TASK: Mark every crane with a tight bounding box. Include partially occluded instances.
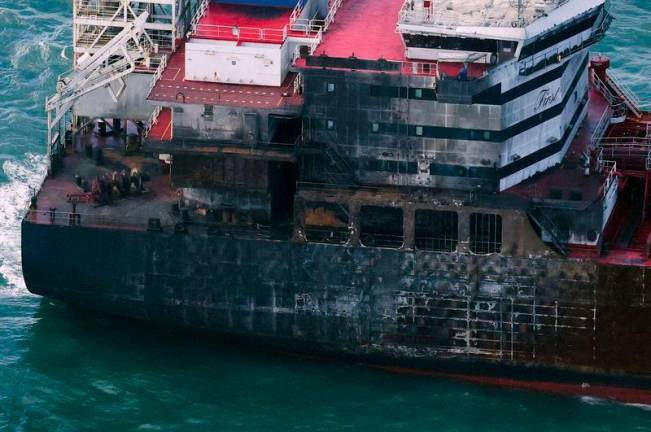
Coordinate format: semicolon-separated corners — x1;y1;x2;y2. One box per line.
45;11;152;155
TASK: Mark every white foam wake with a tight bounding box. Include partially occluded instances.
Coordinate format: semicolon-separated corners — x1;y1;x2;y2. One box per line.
0;153;47;295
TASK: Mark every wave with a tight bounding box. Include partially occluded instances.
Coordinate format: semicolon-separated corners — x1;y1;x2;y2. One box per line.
0;153;47;295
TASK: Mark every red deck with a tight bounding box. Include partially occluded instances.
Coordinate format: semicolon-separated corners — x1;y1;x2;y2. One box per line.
194;2;293;44
313;0;405;61
301;0;484;78
147;42;302;108
147;107;172;141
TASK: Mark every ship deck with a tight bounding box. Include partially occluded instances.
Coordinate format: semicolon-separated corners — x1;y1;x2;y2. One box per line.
29;121;291;240
297;0;486;78
194;2;296;44
29;123;177;231
147;42;303;108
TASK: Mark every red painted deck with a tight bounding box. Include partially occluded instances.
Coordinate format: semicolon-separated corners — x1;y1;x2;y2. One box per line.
147;107;172;141
147;43;303;108
301;0;484;78
194;2;293;44
313;0;405;61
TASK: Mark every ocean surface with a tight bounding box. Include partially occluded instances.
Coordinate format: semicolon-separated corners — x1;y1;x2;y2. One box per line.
1;0;650;430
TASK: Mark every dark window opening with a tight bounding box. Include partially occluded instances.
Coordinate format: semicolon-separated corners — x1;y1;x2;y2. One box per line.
415;210;458;252
269;115;301;145
362;158;417;174
269;161;297;229
304;202;349;245
359;206;404;248
469;213;502;254
403;34;507;53
549;189;563;199
203;105;214;118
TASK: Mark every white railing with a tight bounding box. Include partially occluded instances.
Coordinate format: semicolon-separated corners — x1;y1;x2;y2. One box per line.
597;148;617;194
590;106;612;151
402;61;440;77
193;24;287;43
188;0;209;37
143;105;163;139
147;52;168;96
605;69;645;118
399;0;571;28
323;0;344;32
289;0;306;27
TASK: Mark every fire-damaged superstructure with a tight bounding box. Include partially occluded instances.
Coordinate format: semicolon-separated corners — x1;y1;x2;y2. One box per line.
22;0;651;403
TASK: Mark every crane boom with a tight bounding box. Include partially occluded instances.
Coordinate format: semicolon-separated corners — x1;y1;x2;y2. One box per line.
46;12;151;131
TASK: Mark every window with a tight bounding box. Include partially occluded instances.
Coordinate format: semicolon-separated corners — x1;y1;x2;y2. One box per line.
415;210;458;252
304;202;349;245
203;105;214;118
326;120;335;130
414;88;423;99
359;206;404;248
371;122;380;133
469;213;502;254
415;126;424;136
327;83;336;93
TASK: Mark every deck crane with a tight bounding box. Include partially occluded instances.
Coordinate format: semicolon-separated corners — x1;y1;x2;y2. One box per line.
45;12;152;160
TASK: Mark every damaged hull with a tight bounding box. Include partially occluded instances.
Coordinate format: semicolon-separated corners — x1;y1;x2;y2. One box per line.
22;221;651;403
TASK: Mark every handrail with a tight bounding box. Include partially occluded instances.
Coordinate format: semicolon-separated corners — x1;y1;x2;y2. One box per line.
143;105;163;139
194;24;287;43
398;0;571;28
188;0;209;37
597;148;617;198
604;69;645;118
147;52;167;96
289;0;306;27
597;136;651;146
589;106;612;152
25;209;274;237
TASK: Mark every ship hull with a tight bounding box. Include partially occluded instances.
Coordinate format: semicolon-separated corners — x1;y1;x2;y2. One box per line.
21;221;651;403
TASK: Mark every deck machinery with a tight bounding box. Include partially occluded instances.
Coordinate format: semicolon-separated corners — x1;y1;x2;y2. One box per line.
23;0;651;403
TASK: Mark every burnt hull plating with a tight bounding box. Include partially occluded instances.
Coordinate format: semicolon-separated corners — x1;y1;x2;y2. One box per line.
22;221;651;403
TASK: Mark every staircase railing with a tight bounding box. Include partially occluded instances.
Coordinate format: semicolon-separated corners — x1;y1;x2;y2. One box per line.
589;106;612;152
147;52;168;96
143;105;163;139
605;69;645;118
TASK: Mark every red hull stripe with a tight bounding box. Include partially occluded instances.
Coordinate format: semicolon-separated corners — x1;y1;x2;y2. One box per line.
374;366;651;405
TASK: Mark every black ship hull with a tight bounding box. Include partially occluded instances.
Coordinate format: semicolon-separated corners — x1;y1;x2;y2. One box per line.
21;221;651;404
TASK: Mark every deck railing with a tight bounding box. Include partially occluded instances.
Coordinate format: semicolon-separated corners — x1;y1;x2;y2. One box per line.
25;209;273;238
143;105;163;139
598;151;618;195
193;24;288;43
604;69;646;118
188;0;209;37
589;106;612;152
146;52;167;96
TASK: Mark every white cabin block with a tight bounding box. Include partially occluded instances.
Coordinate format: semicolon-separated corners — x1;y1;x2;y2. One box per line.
185;39;289;87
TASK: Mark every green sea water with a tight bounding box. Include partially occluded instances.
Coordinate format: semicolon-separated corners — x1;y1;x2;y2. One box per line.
1;1;650;430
